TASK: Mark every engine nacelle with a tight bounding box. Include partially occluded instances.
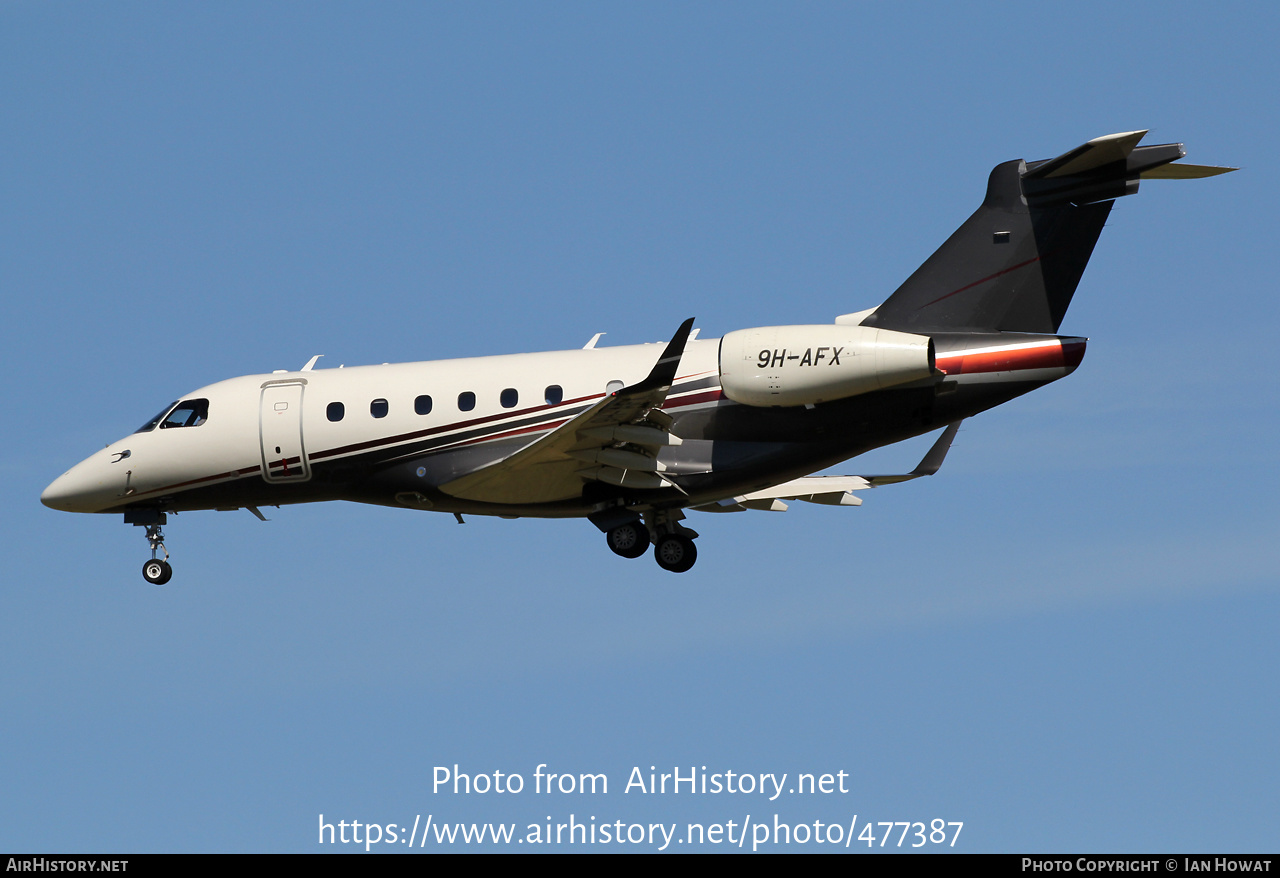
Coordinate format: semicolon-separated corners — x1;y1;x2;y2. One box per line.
719;324;935;407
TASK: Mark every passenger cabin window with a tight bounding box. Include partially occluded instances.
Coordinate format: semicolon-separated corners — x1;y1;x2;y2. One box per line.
370;398;389;418
545;385;563;406
327;402;345;422
160;399;209;429
415;395;432;415
606;380;624;394
458;391;476;412
136;401;179;433
501;388;518;408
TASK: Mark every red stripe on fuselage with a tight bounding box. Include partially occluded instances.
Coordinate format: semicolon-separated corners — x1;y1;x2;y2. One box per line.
661;388;724;409
440;417;575;451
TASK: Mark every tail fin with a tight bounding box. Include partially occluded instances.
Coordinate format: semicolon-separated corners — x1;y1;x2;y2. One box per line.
859;131;1234;334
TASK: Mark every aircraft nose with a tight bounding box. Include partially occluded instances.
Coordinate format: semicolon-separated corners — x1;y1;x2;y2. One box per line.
42;470;89;512
41;455;115;513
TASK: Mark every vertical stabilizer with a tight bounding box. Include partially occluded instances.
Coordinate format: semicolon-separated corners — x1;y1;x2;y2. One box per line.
861;132;1232;334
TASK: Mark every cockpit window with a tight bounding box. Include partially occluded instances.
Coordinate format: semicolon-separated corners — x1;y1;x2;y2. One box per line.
160;398;209;429
136;401;179;433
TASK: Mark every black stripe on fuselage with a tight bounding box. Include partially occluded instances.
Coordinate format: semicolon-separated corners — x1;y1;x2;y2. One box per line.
306;373;725;468
118;374;726;508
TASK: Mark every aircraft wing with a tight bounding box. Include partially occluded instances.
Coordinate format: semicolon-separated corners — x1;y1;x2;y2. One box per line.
692;421;961;512
438;318;695;505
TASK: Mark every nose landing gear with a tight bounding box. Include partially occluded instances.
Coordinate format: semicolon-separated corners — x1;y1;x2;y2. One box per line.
141;523;172;585
125;510;173;585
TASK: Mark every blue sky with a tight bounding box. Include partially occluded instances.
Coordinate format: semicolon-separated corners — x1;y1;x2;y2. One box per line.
3;2;1276;852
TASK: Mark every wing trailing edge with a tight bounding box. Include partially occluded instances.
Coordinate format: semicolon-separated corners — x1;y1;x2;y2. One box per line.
692;421;961;513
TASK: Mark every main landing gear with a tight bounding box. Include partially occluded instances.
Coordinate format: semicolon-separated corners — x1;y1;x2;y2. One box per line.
653;532;697;574
605;521;649;559
604;513;699;573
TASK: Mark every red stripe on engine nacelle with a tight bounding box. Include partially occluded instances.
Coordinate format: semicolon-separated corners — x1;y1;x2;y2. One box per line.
935;339;1086;375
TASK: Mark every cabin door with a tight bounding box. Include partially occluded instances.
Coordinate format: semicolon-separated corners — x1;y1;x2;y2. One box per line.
259;382;311;483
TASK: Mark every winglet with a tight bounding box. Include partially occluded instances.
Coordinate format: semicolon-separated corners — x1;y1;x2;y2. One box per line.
627;317;695;395
910;420;962;476
865;420;962;486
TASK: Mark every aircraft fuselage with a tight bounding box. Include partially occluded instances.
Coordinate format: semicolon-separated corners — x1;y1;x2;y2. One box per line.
42;331;1082;520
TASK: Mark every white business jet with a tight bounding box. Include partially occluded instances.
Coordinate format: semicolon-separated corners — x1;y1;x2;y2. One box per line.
41;132;1232;582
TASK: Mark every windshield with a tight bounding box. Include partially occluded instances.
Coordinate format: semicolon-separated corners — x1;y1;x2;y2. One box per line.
134;398;209;432
160;399;209;428
135;401;178;433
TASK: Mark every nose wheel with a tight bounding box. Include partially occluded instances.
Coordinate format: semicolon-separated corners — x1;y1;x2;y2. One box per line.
143;557;173;585
140;522;173;585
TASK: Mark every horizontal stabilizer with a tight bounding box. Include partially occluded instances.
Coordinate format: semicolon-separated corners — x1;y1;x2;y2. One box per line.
1141;162;1237;179
1022;130;1149;179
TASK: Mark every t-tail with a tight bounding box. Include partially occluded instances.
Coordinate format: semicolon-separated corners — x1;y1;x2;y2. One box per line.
860;130;1234;334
